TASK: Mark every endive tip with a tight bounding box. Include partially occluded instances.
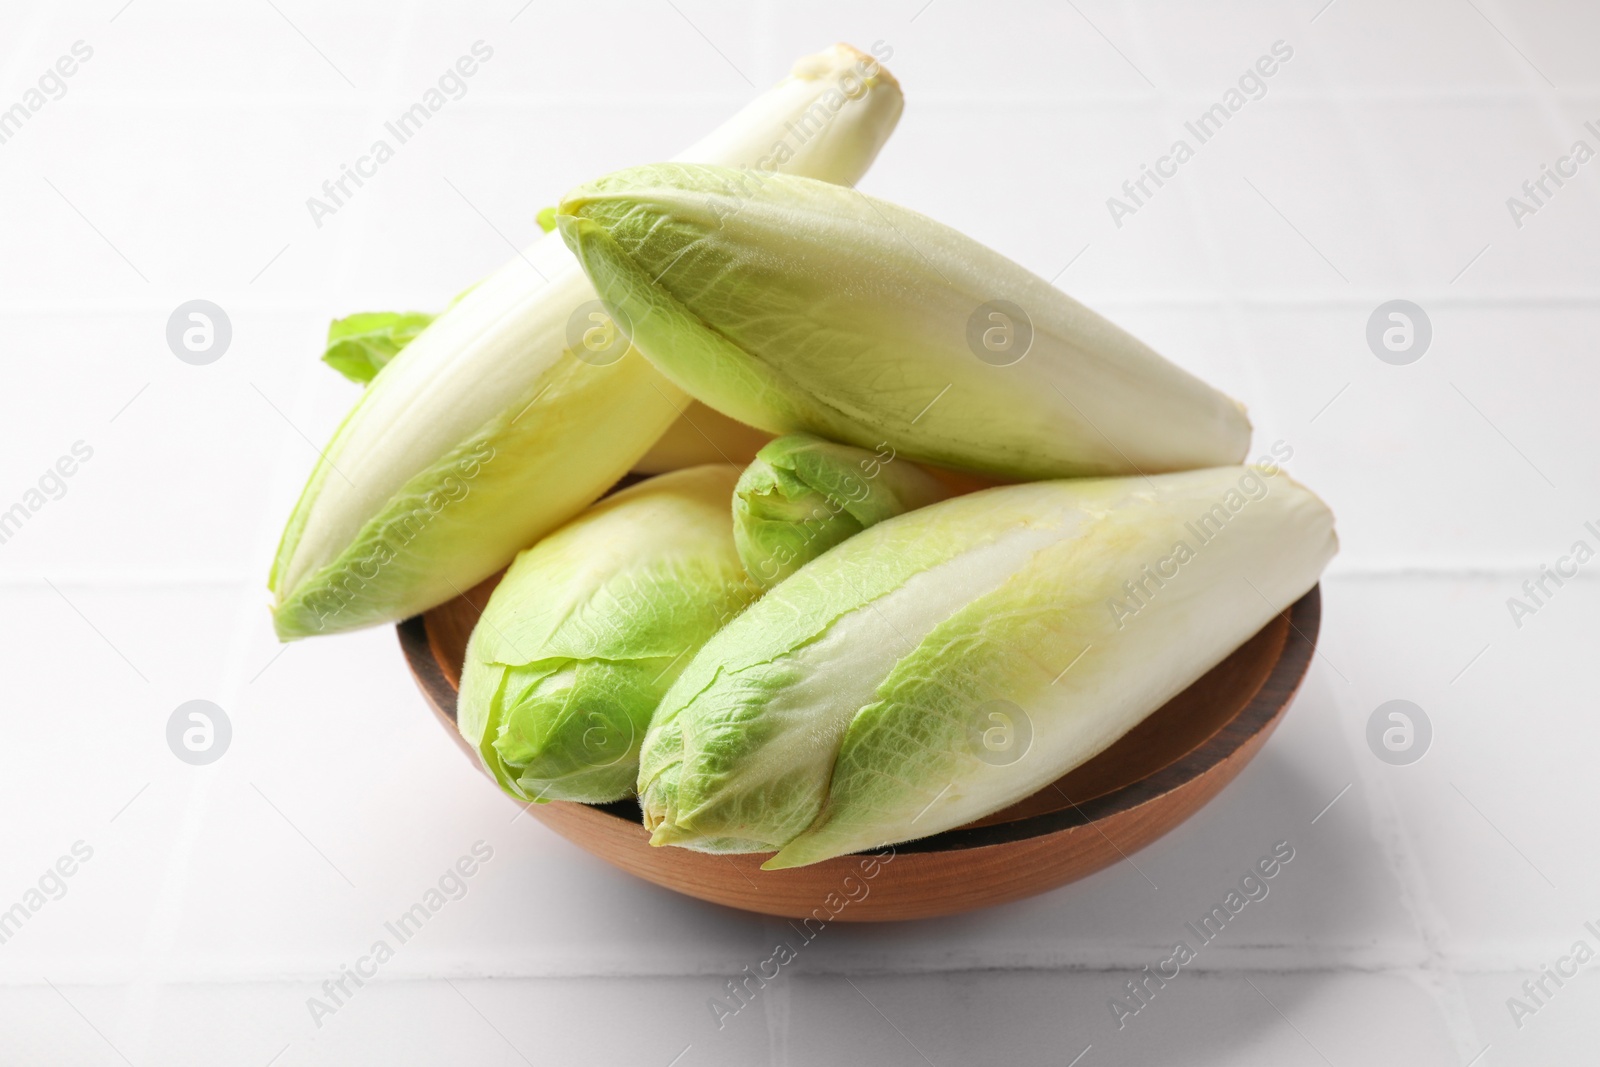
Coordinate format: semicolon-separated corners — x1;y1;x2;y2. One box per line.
648;822;697;848
761;836;859;871
270;599;315;643
637;785;666;833
790;43;900;94
1269;467;1340;542
553;210;610;272
553;207;579;240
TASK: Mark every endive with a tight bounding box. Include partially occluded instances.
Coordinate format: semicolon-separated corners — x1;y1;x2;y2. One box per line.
733;434;950;587
269;44;903;639
458;466;756;804
315;307;771;473
636;464;1336;867
315;307;770;472
558;165;1251;482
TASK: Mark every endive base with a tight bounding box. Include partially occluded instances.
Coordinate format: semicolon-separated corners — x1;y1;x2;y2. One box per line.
401;575;1320;922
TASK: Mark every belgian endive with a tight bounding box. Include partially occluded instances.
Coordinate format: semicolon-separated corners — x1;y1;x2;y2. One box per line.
269;44;903;639
458;466;756;804
558;165;1251;482
733;434;951;587
637;465;1336;868
315;306;773;473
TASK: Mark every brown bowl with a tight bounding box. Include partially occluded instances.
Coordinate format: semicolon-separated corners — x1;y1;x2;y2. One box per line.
400;579;1320;922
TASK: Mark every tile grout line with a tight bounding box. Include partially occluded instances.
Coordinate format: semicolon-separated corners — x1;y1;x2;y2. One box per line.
1343;707;1489;1061
9;954;1593;987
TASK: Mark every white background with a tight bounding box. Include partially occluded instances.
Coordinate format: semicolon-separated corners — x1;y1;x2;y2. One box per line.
2;0;1597;1064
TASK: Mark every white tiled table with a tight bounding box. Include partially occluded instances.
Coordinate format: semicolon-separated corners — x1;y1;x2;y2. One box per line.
3;1;1596;1063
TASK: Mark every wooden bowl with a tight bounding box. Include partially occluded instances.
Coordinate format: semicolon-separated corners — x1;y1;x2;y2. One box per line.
400;580;1320;922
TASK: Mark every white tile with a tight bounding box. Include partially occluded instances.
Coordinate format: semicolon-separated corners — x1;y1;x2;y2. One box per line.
781;969;1464;1067
871;99;1226;303
332;99;734;301
1296;0;1598;93
0;971;1471;1067
0;309;340;578
1460;967;1600;1066
1192;99;1600;296
79;0;409;99
0;103;372;301
1315;576;1600;964
1240;303;1600;571
415;0;765;100
775;0;1162;101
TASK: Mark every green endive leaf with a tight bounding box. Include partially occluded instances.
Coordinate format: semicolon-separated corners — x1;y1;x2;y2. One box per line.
321;311;436;384
733;433;950;588
458;465;757;804
558;164;1251;482
636;465;1336;866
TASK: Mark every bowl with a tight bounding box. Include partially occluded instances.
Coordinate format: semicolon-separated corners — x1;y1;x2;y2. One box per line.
400;579;1320;921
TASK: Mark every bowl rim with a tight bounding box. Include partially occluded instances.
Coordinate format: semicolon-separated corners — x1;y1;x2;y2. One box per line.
399;584;1319;855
